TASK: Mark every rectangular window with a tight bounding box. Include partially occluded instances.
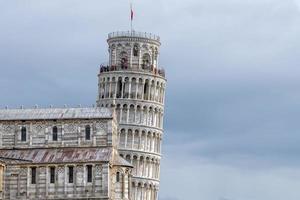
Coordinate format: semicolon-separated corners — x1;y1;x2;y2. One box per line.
31;167;36;184
50;167;55;184
68;166;74;183
21;127;26;142
85;125;91;140
87;165;92;183
52;126;58;141
53;133;58;141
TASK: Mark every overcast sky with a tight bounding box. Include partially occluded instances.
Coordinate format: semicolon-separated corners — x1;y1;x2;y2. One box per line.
1;0;300;200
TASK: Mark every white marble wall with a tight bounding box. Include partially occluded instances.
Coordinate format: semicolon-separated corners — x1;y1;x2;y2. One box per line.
97;34;166;200
3;163;106;200
0;119;112;149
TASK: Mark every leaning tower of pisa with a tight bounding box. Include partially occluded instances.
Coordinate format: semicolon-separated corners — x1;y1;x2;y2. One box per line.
97;31;166;200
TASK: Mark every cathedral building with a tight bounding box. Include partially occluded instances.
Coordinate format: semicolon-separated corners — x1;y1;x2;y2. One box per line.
0;30;166;200
0;107;132;200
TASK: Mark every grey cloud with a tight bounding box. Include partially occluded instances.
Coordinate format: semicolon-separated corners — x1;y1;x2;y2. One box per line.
160;141;300;200
1;0;300;199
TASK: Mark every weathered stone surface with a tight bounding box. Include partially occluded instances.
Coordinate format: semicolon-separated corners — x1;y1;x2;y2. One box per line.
97;32;166;200
0;108;132;200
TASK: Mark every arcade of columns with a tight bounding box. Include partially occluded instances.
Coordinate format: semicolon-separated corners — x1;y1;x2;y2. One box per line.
97;31;166;200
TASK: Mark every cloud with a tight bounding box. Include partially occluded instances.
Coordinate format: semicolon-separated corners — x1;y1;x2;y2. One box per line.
294;0;300;10
160;140;300;200
1;0;300;199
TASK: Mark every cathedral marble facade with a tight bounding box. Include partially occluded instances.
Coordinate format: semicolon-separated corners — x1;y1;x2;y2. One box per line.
0;108;132;200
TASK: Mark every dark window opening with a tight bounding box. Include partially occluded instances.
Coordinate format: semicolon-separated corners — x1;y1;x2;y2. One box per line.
133;45;139;56
31;167;36;184
68;166;74;183
116;172;120;182
50;167;55;184
144;83;148;100
85;125;91;140
87;165;92;183
21;127;26;142
117;80;122;98
52;126;58;141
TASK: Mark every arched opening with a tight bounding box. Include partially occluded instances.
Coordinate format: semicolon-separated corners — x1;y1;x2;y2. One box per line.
136;105;141;124
138;78;143;99
124;77;129;98
131;78;137;98
155;81;160;102
127;129;133;148
145;157;150;177
147;132;151;151
125;155;131;163
116;104;121;122
150;80;155;100
141;131;146;151
105;77;110;98
133;44;139;57
117;78;122;98
120;129;126;148
144;81;149;100
122;105;128;122
142;53;151;70
111;77;116;98
120;51;128;69
143;106;148;125
116;172;120;182
149;107;154;126
134;130;139;149
129;105;135;123
154;108;158;127
139;157;144;177
132;156;138;175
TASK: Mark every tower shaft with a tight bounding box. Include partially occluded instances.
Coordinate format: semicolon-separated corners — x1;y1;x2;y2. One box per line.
97;31;166;200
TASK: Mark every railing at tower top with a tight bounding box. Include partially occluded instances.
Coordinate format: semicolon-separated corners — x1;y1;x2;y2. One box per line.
99;64;166;78
108;31;160;42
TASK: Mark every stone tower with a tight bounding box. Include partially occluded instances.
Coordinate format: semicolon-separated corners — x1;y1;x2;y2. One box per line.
97;31;166;200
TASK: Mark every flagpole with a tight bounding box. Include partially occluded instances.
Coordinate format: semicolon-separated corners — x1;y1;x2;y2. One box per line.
130;3;133;69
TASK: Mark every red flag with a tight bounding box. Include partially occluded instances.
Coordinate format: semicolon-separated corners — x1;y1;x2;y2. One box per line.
130;3;134;32
131;6;134;21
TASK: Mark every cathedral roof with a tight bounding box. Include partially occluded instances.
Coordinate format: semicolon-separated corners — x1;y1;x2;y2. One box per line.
0;147;113;164
0;107;112;121
111;150;133;168
0;147;132;167
112;155;133;168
